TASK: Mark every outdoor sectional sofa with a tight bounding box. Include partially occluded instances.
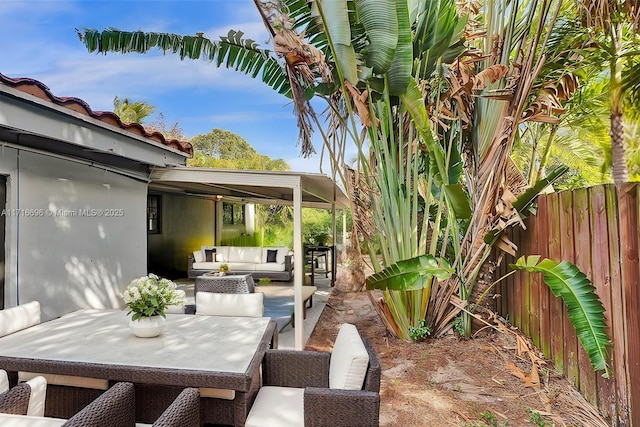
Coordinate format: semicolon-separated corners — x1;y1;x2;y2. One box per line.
188;246;293;281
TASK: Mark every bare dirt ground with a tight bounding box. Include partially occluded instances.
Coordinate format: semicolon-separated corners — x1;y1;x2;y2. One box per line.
305;286;610;427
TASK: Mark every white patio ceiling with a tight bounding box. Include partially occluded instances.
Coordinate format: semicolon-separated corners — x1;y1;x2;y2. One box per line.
149;166;349;209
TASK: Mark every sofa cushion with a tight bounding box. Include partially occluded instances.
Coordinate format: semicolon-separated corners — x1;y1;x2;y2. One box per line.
254;263;285;272
228;247;262;264
200;246;229;263
245;386;304;427
0;301;41;337
192;262;220;271
261;247;289;264
329;323;369;390
192;251;204;263
200;246;216;261
195;292;264;317
204;248;216;262
226;262;258;272
266;249;278;263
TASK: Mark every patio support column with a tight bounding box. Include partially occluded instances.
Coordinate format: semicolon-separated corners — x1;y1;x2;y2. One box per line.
331;203;337;286
293;179;304;350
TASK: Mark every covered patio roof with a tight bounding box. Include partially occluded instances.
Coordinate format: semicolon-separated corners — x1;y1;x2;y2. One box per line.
149;166;350;209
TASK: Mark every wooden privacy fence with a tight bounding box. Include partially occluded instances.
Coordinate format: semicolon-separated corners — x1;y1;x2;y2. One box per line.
495;183;639;426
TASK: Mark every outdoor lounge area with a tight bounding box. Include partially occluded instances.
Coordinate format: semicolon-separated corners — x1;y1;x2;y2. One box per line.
188;246;294;281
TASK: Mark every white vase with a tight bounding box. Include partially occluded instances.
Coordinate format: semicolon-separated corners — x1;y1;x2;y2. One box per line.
129;315;166;338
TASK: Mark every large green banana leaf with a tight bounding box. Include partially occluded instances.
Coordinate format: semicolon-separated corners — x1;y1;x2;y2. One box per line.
511;256;611;378
366;254;454;291
355;0;398;75
76;28;292;97
387;0;412;95
315;0;358;84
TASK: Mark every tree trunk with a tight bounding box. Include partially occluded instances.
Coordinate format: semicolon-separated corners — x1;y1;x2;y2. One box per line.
609;27;629;184
610;111;629;184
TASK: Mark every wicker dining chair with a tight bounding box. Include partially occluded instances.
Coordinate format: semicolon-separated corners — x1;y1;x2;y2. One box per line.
245;323;381;427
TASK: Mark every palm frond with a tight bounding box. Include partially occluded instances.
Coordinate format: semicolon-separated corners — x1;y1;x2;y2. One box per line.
511;256;611;378
77;28;292;97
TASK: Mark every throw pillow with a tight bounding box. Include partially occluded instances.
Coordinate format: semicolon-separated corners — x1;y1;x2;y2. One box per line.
204;249;216;262
266;249;278;263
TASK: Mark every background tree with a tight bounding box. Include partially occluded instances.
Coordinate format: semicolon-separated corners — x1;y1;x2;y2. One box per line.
146;112;186;140
187;128;289;171
112;96;156;123
574;0;640;183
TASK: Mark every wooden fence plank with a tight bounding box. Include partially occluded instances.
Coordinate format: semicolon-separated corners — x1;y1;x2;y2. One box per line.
573;188;598;404
605;184;629;424
512;224;523;330
559;190;579;388
536;196;552;359
546;192;565;371
619;184;640;427
589;185;616;419
528;199;541;348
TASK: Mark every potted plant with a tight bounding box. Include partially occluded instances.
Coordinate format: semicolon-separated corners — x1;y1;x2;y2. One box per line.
122;274;185;337
219;263;229;275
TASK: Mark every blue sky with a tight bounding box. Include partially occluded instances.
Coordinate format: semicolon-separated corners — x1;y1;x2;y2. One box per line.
0;0;326;172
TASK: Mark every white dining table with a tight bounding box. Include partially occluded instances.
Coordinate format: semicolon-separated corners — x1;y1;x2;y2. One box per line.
0;309;278;426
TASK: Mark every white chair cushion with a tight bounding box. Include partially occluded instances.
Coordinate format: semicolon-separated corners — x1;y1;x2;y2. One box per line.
25;375;47;417
0;369;8;393
245;386;304;427
0;413;66;426
329;323;370;390
0;301;41;337
19;372;108;391
195;292;264;317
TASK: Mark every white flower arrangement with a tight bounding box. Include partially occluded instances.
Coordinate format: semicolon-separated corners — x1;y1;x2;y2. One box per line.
123;274;185;321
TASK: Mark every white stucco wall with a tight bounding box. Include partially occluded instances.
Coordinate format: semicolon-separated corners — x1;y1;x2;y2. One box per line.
1;148;147;320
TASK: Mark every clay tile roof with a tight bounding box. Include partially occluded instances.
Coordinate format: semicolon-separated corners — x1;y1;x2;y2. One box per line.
0;72;193;156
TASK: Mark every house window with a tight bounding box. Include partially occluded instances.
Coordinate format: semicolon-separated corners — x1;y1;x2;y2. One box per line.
223;203;245;225
148;195;161;234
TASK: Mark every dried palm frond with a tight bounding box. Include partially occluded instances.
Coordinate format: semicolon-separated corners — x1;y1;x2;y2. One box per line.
522;74;580;124
254;0;335;157
345;166;376;242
